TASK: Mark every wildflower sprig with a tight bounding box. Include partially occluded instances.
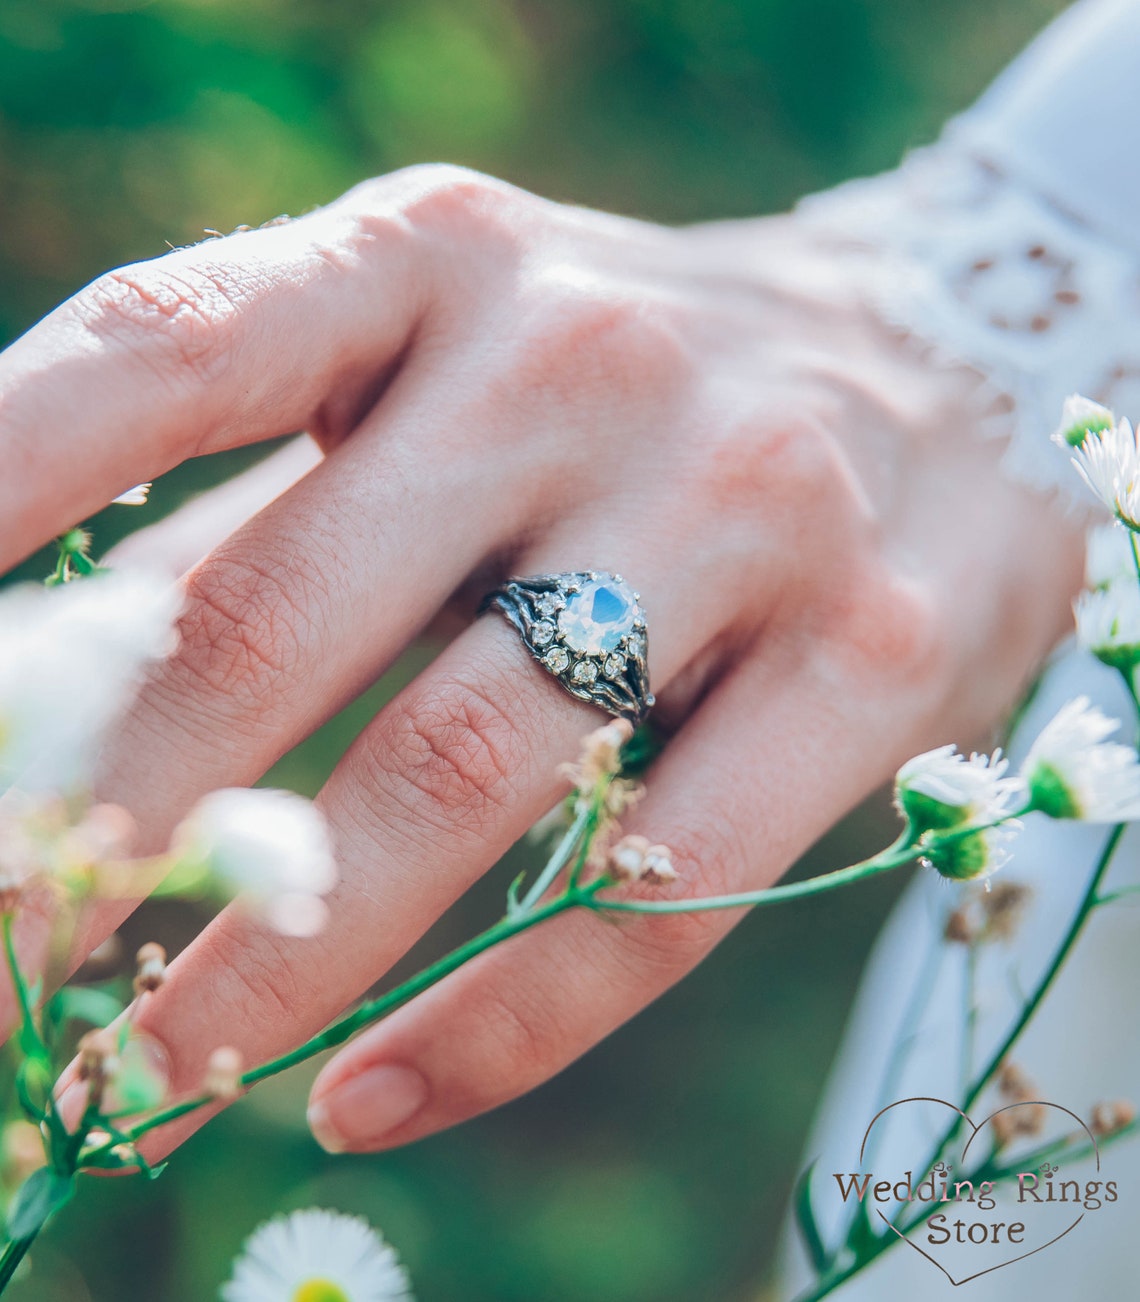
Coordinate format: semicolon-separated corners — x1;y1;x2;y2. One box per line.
4;401;1140;1295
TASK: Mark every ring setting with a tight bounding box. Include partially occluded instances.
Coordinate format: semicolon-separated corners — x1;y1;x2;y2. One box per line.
480;571;654;723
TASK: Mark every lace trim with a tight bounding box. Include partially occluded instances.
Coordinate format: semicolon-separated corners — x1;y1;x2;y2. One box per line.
797;143;1140;508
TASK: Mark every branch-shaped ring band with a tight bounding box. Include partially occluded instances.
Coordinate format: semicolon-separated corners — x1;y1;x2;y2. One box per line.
479;571;654;725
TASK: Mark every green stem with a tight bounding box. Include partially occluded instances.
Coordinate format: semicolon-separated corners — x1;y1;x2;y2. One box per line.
0;1234;35;1291
518;801;591;911
1;914;43;1061
891;821;1125;1240
126;885;597;1143
792;822;1127;1301
595;841;922;915
1128;530;1140;588
961;941;979;1098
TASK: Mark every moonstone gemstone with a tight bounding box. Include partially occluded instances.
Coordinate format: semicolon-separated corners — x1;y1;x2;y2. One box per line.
558;576;638;655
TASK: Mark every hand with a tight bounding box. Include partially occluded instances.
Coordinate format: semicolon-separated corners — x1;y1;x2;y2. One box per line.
0;164;1084;1156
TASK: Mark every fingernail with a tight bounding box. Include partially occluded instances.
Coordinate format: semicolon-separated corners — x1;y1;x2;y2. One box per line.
308;1064;428;1154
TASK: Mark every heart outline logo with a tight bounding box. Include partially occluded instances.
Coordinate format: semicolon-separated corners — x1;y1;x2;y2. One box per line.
856;1095;1100;1286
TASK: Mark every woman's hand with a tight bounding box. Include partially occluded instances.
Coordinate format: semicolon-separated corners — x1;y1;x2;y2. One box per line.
0;164;1084;1155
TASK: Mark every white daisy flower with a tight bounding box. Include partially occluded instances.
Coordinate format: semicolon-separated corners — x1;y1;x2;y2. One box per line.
923;822;1021;883
1021;696;1140;821
222;1207;413;1302
1070;418;1140;529
172;788;337;936
1052;394;1116;449
1074;580;1140;670
1084;524;1136;591
0;571;182;794
112;483;152;507
895;746;1019;833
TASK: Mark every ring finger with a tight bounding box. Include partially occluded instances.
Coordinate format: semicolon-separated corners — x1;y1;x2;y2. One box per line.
117;512;768;1153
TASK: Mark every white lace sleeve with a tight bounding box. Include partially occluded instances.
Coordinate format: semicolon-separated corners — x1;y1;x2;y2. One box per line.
795;0;1140;508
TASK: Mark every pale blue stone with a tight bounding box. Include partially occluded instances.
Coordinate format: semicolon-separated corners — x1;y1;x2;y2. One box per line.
558;575;637;655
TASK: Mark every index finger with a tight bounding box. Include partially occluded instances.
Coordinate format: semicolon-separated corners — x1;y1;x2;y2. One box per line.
0;164;494;571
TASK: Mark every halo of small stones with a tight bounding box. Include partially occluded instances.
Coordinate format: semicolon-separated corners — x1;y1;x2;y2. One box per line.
481;571;653;724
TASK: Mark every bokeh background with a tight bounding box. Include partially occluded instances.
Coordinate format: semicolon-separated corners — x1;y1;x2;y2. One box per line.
0;1;1067;1298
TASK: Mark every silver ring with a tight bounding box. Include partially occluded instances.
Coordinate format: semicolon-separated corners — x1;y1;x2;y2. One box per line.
479;571;654;724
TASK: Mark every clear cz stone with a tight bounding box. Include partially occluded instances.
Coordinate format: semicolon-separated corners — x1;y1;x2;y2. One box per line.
603;653;625;679
543;647;570;673
557;574;639;656
571;659;598;685
625;633;644;659
535;592;561;617
531;620;555;646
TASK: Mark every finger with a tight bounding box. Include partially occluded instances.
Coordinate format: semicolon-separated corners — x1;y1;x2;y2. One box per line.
117;524;761;1156
105;436;323;579
304;599;942;1152
0;164;497;569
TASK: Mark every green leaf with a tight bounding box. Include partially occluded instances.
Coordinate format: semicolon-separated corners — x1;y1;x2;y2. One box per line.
15;1059;52;1123
793;1160;830;1276
506;870;527;917
6;1168;74;1240
45;986;124;1034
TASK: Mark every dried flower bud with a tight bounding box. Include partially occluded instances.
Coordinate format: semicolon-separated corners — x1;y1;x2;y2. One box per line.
603;777;644;819
607;835;678;885
991;1100;1047;1149
133;942;167;996
943;906;977;945
204;1046;244;1103
608;834;651;882
641;845;677;884
77;1028;120;1104
561;719;635;796
997;1060;1034;1100
1091;1099;1136;1137
981;881;1032;942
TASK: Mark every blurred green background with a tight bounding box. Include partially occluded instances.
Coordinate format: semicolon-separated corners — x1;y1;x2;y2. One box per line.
0;0;1065;1298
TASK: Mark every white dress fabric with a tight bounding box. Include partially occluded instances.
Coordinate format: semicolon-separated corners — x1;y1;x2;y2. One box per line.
779;1;1140;1296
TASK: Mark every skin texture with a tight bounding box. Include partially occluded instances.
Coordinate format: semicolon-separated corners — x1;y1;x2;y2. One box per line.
0;164;1086;1156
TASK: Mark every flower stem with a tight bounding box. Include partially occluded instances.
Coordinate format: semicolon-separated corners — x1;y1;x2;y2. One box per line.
1;914;43;1062
126;884;599;1143
0;1234;35;1291
517;801;591;911
890;821;1124;1237
594;841;922;916
791;821;1126;1301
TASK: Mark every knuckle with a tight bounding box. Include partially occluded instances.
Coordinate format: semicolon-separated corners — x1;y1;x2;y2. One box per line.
475;985;557;1083
507;288;690;408
378;670;527;832
177;551;310;707
190;930;322;1059
73;257;251;385
821;568;948;689
388;163;523;235
696;413;844;518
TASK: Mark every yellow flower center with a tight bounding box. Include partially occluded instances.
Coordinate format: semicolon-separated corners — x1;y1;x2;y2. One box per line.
293;1281;350;1302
